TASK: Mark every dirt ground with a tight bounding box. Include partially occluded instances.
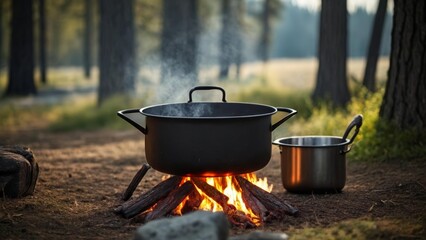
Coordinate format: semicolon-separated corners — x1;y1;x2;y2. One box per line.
0;129;425;239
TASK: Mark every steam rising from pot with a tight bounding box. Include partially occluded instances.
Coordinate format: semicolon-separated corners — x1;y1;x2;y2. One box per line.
158;103;214;118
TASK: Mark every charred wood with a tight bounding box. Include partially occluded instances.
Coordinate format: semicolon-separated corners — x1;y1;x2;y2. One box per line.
144;181;195;222
237;178;271;223
121;163;151;201
236;176;299;216
227;209;257;229
181;187;203;215
117;176;182;219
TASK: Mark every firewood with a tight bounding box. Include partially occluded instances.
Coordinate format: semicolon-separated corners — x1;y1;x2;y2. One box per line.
144;181;195;222
192;178;257;228
191;178;236;212
181;187;203;214
227;209;257;229
236;176;299;216
237;177;271;223
129;211;149;224
121;163;151;201
118;176;183;219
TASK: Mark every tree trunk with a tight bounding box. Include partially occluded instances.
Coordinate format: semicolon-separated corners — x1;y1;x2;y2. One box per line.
160;0;198;88
219;0;232;79
98;0;136;105
363;0;388;92
0;0;4;70
49;0;72;67
38;0;47;84
234;0;244;80
183;0;198;85
83;0;93;79
379;0;426;129
312;0;350;107
219;0;243;80
6;0;36;96
258;0;271;63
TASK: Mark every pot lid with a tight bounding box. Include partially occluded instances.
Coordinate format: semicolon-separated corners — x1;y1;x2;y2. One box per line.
140;102;277;119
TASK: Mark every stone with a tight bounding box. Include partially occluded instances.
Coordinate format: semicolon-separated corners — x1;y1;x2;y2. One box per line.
229;231;289;240
134;211;229;240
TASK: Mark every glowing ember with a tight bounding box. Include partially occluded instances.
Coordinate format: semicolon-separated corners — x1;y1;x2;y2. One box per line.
172;173;273;226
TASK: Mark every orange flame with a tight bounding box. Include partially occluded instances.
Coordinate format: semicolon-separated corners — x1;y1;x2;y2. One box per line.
173;173;272;225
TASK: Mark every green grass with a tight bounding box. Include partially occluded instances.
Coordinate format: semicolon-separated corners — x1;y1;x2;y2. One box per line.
0;103;55;131
236;87;313;119
233;79;426;161
48;95;146;132
287;218;424;240
0;68;141;132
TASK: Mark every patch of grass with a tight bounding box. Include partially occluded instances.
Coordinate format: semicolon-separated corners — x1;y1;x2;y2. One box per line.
49;95;145;132
0;94;147;133
0;70;6;90
237;85;426;161
288;87;426;161
236;86;313;119
288;218;424;240
0;103;54;131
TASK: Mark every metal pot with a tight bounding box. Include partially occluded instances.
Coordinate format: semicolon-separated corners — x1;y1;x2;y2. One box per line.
118;86;297;177
273;115;363;193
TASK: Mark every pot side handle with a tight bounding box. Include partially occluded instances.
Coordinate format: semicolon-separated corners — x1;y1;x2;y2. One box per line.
117;109;147;135
340;114;363;154
342;114;363;144
270;107;297;131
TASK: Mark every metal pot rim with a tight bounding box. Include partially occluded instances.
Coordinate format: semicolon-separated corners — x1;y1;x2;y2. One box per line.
139;102;278;119
273;136;350;148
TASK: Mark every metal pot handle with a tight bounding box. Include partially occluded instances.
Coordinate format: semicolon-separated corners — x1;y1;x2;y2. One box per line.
342;114;363;145
270;107;297;131
117;108;147;134
188;86;227;103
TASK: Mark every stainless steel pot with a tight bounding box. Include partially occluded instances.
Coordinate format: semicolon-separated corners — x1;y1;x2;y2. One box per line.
118;86;297;177
273;115;363;193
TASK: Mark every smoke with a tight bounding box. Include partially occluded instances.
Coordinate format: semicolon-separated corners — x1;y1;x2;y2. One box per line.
135;4;260;108
158;103;214;118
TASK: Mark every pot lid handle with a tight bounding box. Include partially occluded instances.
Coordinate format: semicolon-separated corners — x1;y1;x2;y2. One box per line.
342;114;363;144
188;86;227;103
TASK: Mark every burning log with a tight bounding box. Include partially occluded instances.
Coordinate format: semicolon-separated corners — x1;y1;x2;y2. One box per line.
238;180;271;222
144;181;195;222
115;174;298;228
116;176;183;219
192;178;234;211
121;163;151;201
236;176;299;217
192;178;256;228
181;187;203;214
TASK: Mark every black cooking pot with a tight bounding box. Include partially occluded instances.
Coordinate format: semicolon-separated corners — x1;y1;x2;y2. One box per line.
117;86;297;177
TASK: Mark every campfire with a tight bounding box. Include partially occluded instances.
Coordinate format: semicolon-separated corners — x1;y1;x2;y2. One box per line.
115;164;298;228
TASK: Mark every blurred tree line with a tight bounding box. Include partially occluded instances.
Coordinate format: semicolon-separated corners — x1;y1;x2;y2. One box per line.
2;0;424;131
0;0;392;69
0;0;161;68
